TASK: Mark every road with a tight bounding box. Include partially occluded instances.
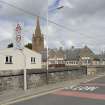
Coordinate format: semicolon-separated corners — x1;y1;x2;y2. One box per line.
11;76;105;105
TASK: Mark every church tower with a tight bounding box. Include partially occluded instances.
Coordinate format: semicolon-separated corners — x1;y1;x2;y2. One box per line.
32;16;44;53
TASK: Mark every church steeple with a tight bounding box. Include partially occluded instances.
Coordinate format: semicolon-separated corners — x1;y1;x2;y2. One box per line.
35;16;41;36
32;16;44;53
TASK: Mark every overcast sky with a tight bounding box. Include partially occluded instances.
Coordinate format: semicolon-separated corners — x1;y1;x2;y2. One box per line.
0;0;105;54
0;0;47;49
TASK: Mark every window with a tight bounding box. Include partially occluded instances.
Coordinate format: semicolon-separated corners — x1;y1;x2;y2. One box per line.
5;56;13;64
31;57;36;64
66;61;68;64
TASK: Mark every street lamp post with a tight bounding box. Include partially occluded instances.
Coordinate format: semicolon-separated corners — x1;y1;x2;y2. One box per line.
48;6;64;12
46;5;64;84
46;45;49;84
46;1;49;84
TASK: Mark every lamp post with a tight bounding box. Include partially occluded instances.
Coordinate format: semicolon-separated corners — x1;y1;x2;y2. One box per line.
46;44;49;84
46;5;64;84
48;6;64;12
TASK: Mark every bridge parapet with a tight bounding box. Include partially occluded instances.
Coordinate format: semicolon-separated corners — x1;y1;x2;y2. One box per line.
86;65;105;76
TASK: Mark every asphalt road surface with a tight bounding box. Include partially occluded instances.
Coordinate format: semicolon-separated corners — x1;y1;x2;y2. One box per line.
12;76;105;105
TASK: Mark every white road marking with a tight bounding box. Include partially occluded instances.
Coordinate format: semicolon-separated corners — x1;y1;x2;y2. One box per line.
65;85;99;91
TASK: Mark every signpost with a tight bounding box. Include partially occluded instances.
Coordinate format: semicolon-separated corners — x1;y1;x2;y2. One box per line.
15;23;27;91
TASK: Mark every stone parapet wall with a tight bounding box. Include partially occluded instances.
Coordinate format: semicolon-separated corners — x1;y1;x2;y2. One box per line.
27;73;46;89
87;65;105;76
0;67;87;93
0;75;23;91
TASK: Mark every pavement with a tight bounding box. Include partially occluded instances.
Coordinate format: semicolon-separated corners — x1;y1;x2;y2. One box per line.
0;73;105;105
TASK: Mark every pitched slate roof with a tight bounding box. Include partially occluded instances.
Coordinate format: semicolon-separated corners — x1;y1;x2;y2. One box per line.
79;46;95;58
44;46;96;61
65;46;96;60
65;48;81;60
48;48;65;59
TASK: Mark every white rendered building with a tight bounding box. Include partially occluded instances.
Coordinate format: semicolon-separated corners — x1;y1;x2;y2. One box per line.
0;47;42;71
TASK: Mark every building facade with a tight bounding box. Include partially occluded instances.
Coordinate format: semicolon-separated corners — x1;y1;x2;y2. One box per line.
47;46;105;68
65;46;96;66
65;46;105;66
0;48;41;70
48;48;65;68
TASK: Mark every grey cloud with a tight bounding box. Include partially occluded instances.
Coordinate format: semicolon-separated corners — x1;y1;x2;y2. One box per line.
64;0;105;18
0;0;47;17
0;0;105;54
48;0;105;53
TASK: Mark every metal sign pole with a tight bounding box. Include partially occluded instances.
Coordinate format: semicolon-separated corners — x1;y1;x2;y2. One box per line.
15;23;27;91
23;59;27;91
22;50;27;91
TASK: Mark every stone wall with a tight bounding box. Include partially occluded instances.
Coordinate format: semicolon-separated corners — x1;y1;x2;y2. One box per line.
48;69;86;84
0;75;23;91
27;73;46;89
0;66;104;93
87;65;105;76
0;67;87;93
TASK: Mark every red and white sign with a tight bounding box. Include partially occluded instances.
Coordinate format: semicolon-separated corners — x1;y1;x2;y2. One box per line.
16;35;21;43
16;24;22;33
14;23;24;50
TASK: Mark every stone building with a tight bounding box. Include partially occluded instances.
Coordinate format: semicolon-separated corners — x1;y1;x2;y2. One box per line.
44;46;105;68
48;48;65;68
32;16;44;53
65;48;81;66
94;53;105;65
79;46;96;65
65;46;105;66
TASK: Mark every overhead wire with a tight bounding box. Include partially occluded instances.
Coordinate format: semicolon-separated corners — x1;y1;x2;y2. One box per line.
0;0;96;39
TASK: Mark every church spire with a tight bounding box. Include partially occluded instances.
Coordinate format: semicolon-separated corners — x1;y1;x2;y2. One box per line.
32;16;44;53
35;16;41;36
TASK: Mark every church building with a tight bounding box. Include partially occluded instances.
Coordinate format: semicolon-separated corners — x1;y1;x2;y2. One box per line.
32;16;44;53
